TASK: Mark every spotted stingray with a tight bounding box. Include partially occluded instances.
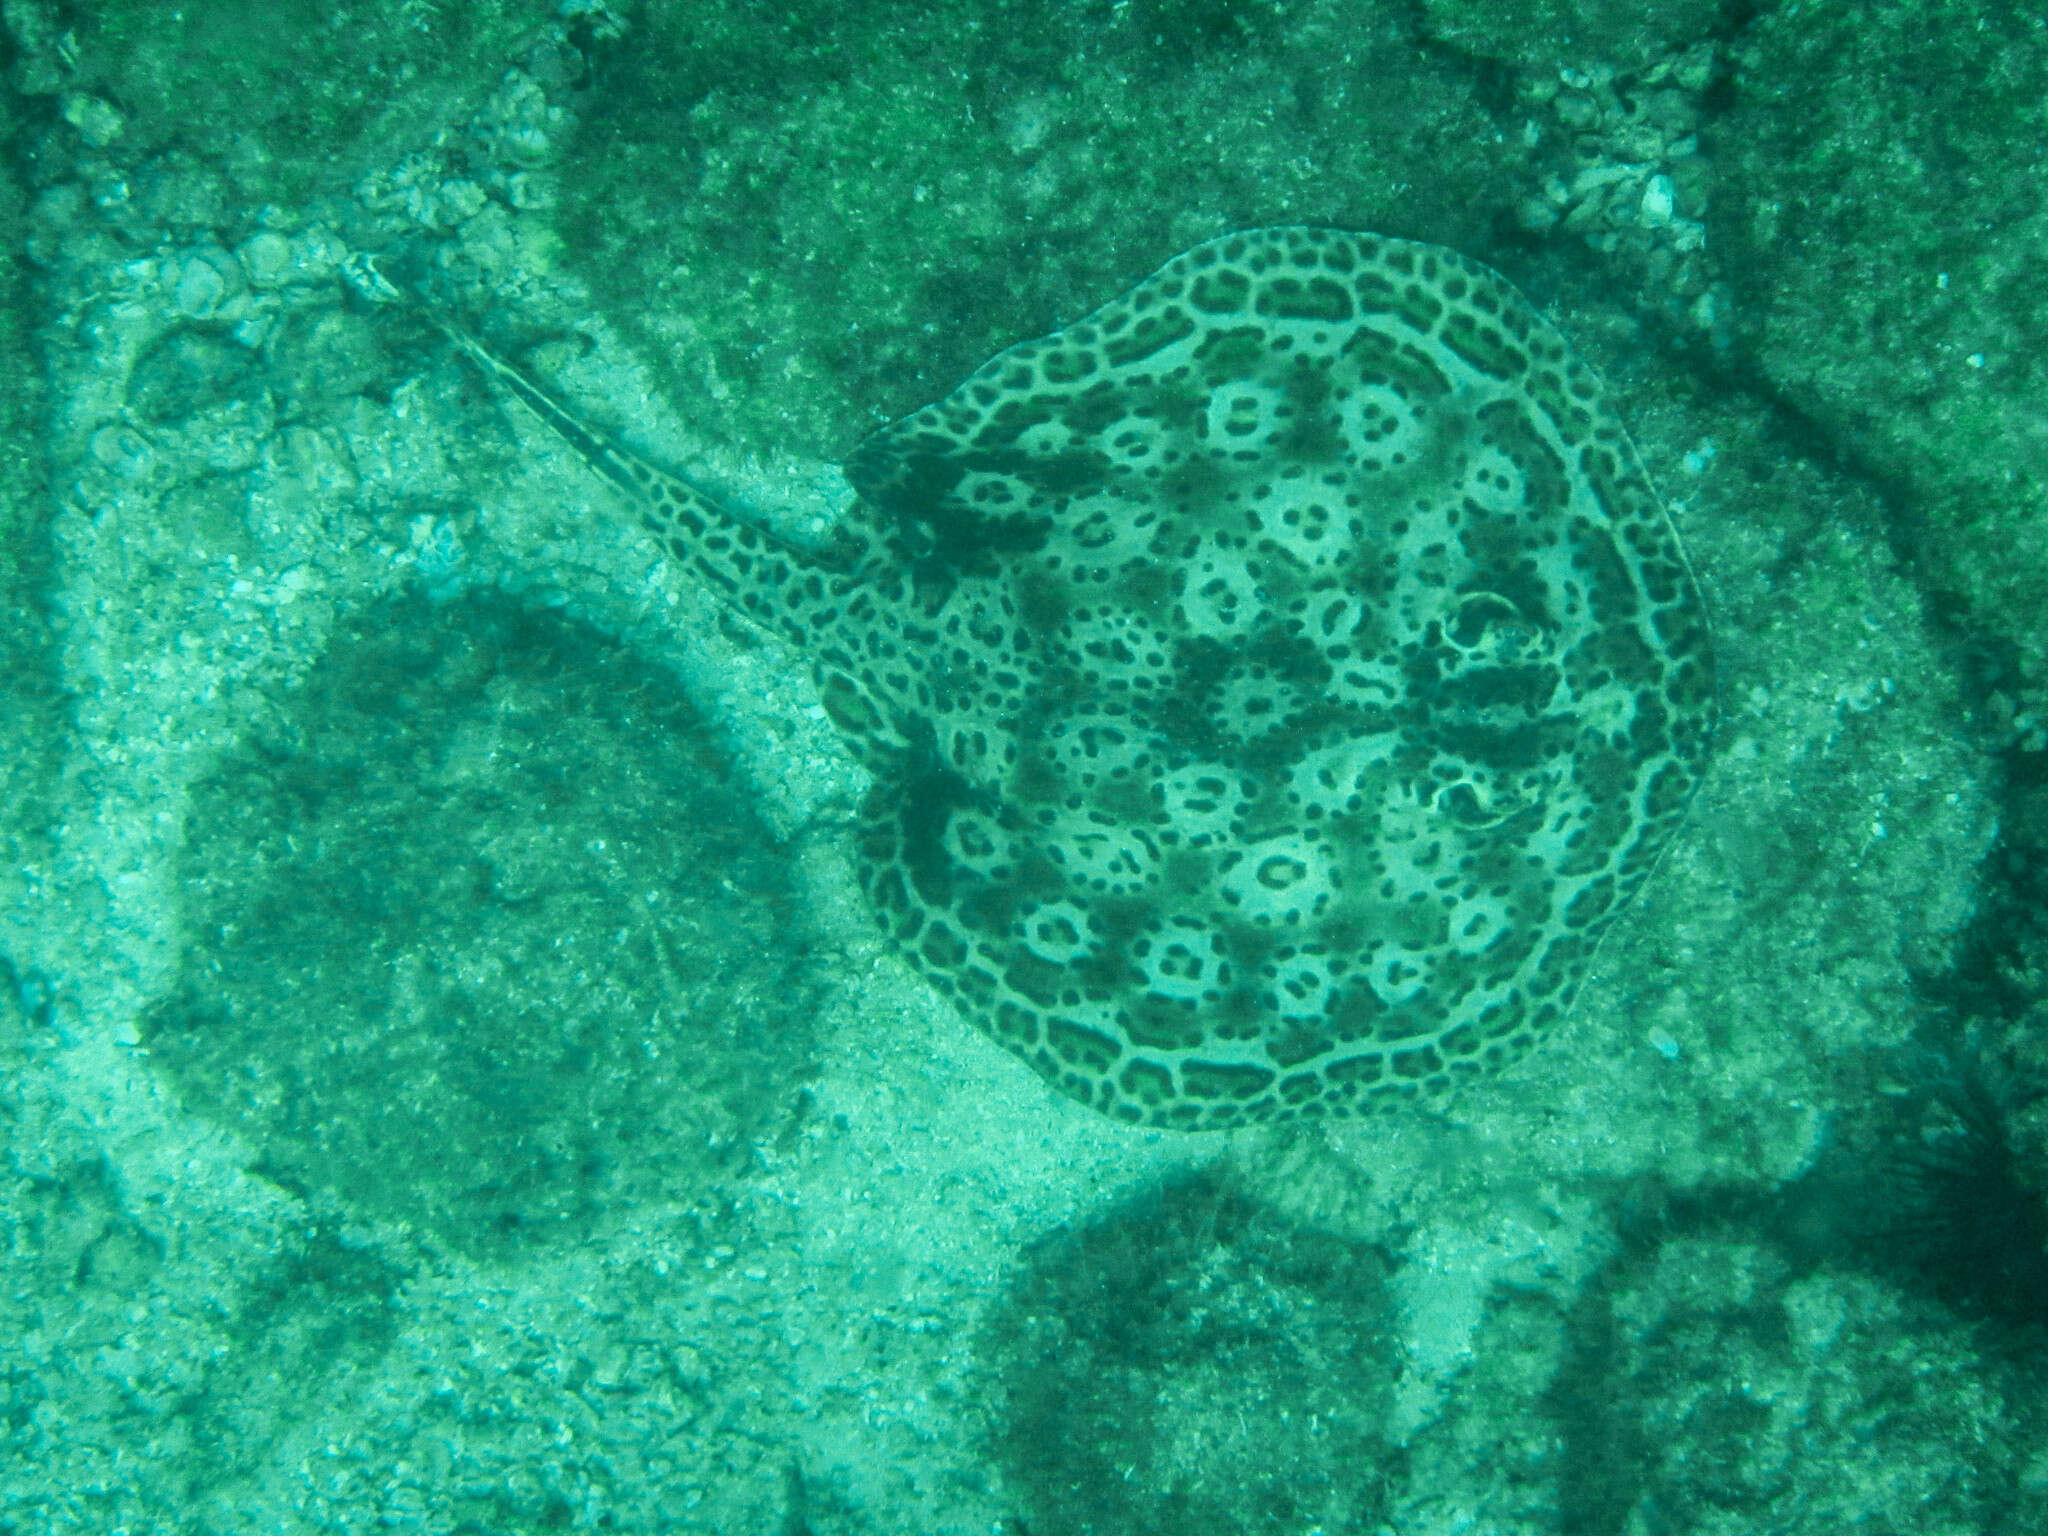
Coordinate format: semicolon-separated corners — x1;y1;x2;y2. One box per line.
359;227;1714;1129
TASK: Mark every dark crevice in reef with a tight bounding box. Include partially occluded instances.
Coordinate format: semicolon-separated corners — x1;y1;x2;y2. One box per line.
1636;309;2048;1204
1547;1153;2048;1535
1640;322;2048;1338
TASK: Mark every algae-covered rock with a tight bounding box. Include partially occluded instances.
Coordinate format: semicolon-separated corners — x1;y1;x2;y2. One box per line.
0;89;62;906
1556;1236;2041;1534
1419;0;1721;74
144;588;823;1258
982;1169;1400;1536
1714;0;2048;722
27;0;538;204
555;0;1518;459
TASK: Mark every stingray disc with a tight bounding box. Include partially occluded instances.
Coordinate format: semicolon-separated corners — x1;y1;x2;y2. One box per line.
836;226;1714;1128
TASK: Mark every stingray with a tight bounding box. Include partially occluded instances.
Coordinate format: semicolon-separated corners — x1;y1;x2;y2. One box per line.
351;227;1715;1129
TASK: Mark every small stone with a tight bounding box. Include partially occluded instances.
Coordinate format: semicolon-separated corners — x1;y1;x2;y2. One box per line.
1613;123;1667;162
1517;195;1561;234
1647;88;1699;133
523;35;586;92
1568;162;1635;199
175;256;228;319
289;227;346;282
1554;91;1598;130
439;179;488;223
1641;175;1677;227
237;231;292;289
1673;45;1715;93
499;122;553;166
90;423;154;478
233;310;276;350
505;172;552;211
284;425;360;495
60;92;124;149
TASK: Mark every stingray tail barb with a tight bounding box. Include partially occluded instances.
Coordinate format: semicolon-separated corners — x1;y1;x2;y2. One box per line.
342;252;878;655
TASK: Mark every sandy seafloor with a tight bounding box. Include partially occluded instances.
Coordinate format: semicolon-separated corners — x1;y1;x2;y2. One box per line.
3;1;2048;1531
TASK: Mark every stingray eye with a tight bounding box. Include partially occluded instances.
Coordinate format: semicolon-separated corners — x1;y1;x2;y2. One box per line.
1447;591;1524;650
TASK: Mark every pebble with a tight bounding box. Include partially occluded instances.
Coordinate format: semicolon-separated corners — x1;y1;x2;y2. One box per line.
238;231;293;288
1553;91;1598;130
499;122;553;166
289;227;347;282
233;311;276;350
60;92;125;149
90;423;154;479
505;172;551;211
1673;46;1715;93
175;256;228;319
439;179;489;223
1640;175;1677;227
